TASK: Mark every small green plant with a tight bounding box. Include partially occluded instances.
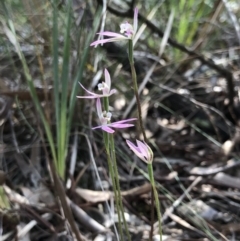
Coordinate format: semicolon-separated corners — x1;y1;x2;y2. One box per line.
1;0;101;179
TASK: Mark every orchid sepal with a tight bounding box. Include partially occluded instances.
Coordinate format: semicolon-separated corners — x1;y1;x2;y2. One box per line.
126;139;153;164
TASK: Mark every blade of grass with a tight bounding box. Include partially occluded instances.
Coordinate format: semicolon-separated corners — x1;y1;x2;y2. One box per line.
172;0;206;59
52;0;60;175
185;0;205;45
1;2;58;171
67;6;102;143
57;0;72;179
54;3;102;178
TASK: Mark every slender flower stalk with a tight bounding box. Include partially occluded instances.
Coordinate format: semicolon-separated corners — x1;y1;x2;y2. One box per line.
77;69;117;99
97;94;132;241
92;98;136;133
126;140;162;241
128;39;147;141
104;133;125;241
109;133;132;241
148;164;163;241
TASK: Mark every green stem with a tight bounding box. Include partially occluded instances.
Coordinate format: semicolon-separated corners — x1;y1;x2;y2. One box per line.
128;40;147;142
103;97;109;112
103;97;110;150
148;163;162;241
128;39;150;240
110;134;131;241
149;187;154;241
105;146;124;241
102;97;126;240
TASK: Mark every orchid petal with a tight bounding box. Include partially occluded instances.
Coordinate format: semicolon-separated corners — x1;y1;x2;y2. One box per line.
79;83;94;95
109;89;117;95
102;126;115;133
104;69;111;89
78;70;116;98
126;140;145;160
90;9;140;47
126;140;138;152
126;139;153;163
92;118;136;133
137;140;148;154
92;100;136;133
90;39;114;46
92;125;115;133
110;123;135;128
77;83;101;98
97;31;126;38
110;118;137;124
90;37;126;47
137;140;149;160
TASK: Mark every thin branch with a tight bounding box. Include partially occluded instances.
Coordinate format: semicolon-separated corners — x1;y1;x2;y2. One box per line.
96;1;235;107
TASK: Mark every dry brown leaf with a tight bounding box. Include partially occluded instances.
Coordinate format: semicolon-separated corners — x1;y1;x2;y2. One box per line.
75;188;112;203
75;183;152;203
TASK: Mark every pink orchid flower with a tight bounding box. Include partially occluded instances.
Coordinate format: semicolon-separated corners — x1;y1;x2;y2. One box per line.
92;98;137;133
77;69;116;99
126;139;153;164
90;8;138;47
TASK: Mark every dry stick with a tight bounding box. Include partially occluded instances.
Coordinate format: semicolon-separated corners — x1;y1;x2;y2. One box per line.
161;176;202;223
138;13;235;107
39;128;85;241
51;163;85;241
103;4;235;108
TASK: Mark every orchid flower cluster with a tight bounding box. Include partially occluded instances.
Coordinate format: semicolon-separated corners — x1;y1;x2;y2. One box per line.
77;7;162;240
90;8;138;47
77;69;136;134
84;7;153;164
77;68;153;163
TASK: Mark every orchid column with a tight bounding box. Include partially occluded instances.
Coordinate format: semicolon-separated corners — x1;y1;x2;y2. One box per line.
78;69;135;241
